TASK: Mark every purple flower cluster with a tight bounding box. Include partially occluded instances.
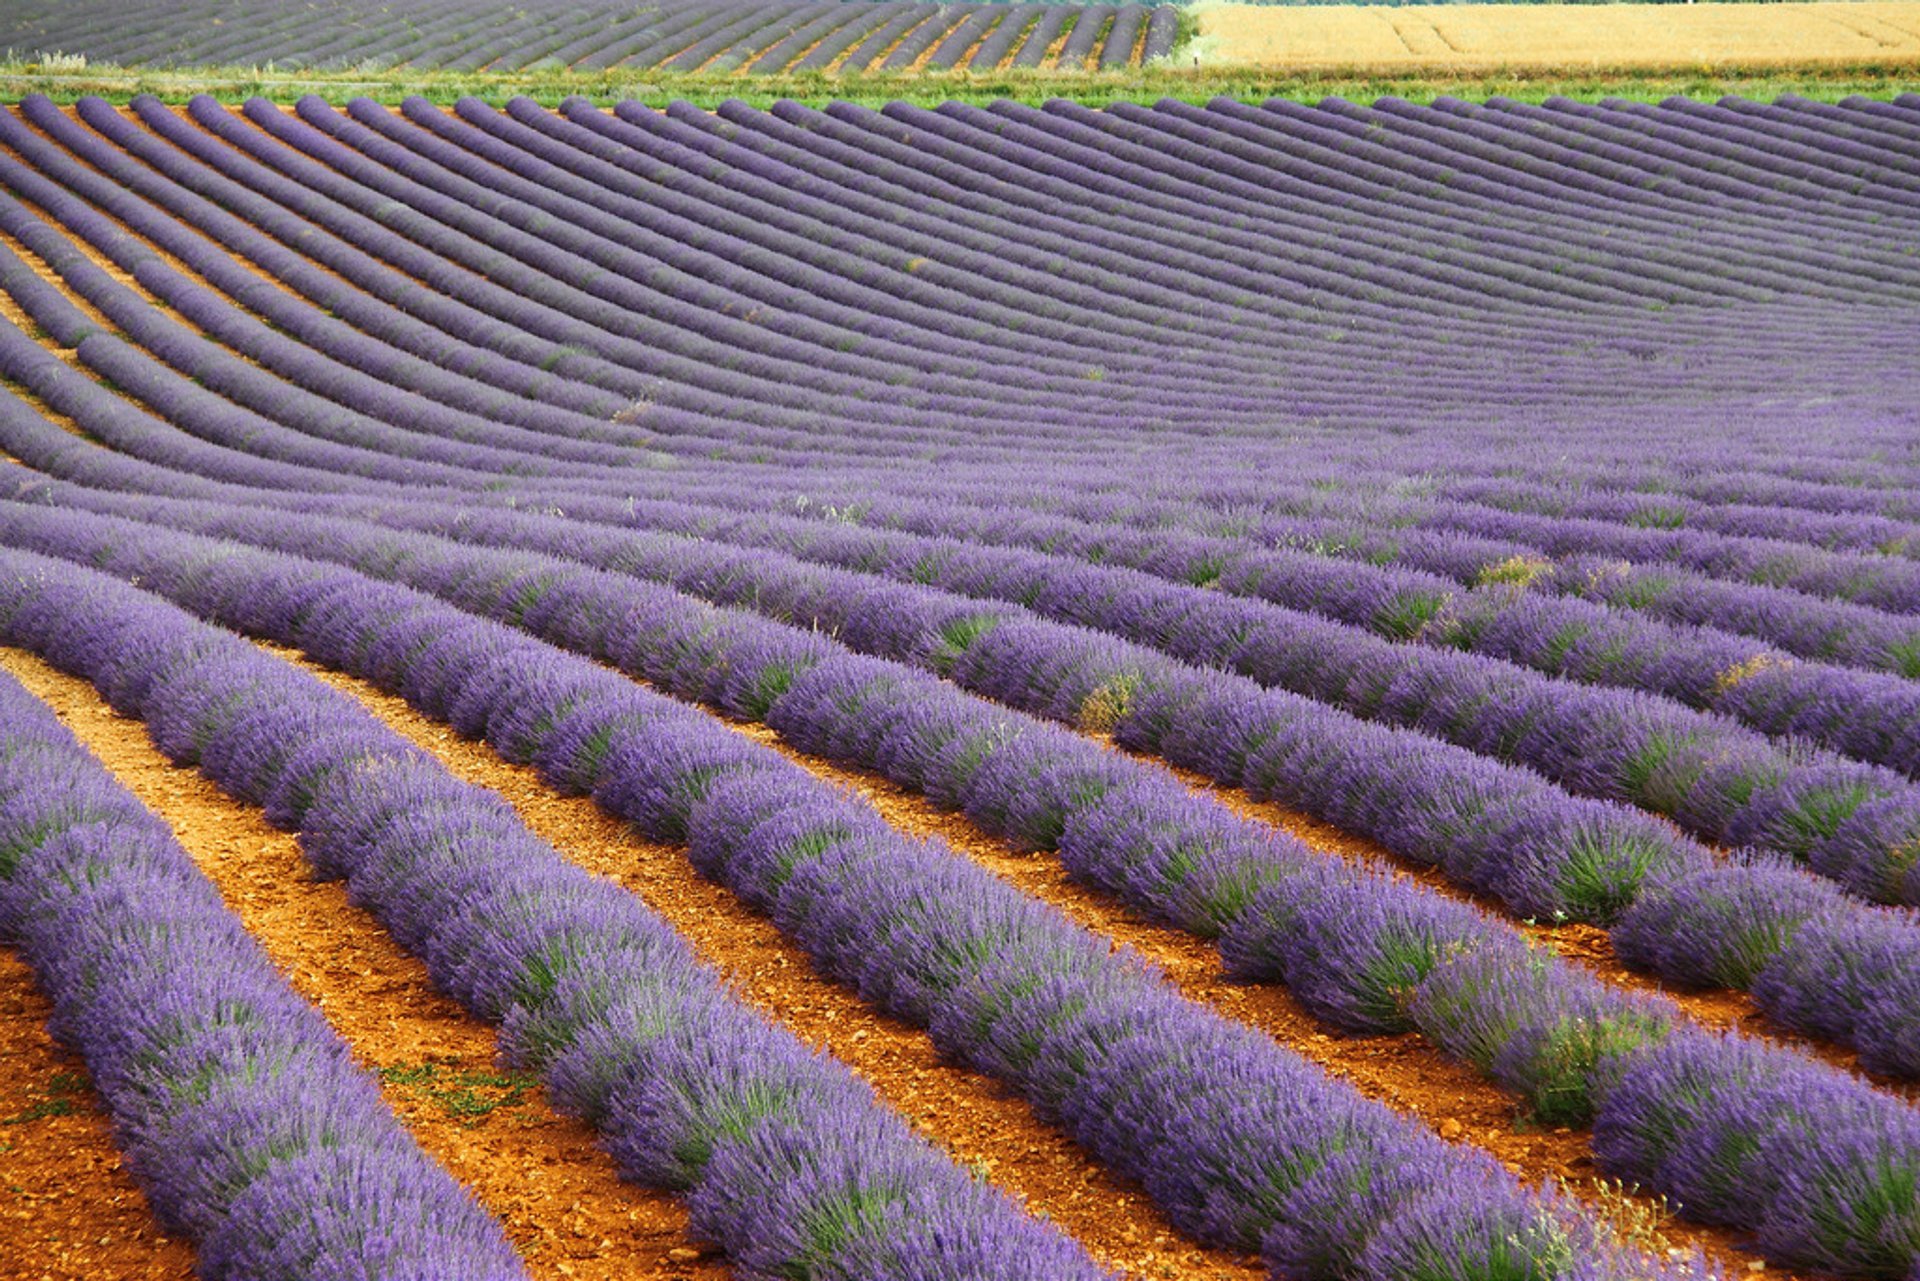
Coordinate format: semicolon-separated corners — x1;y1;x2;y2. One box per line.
0;547;1106;1280
0;671;527;1279
0;526;1713;1279
1596;1029;1920;1278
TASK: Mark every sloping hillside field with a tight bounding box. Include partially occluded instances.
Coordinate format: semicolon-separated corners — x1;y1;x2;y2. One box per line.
2;90;1919;1281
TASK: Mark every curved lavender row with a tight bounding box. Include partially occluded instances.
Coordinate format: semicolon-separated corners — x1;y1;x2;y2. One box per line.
958;471;1920;618
1249;94;1920;260
269;487;1920;1076
1140;4;1177;61
8;296;1920;1083
660;465;1920;690
247;91;1881;420
0;547;1110;1281
0;162;665;473
256;92;1617;421
837;90;1904;370
7;290;1912;952
23;450;1920;1110
7;117;1912;871
159;92;1342;438
0;509;1703;1281
187;93;1096;422
1445;472;1920;563
1097;6;1146;69
0;636;528;1278
26;88;1904;451
0;103;649;440
7;112;1912;891
706;99;1919;410
910;95;1917;318
0;226;629;489
1007;8;1072;68
0;101;880;467
563;467;1920;892
1053;6;1109;70
58;94;1000;443
518;478;1920;905
291;94;1183;400
22;86;1866;476
663;472;1920;776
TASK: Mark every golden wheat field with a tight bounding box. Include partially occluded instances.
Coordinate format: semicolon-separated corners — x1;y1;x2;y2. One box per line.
1192;0;1920;71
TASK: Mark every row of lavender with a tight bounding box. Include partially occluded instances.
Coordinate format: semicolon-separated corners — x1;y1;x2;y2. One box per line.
10;396;1919;1084
0;89;1915;944
0;0;1174;74
12;91;1919;449
0;539;1723;1279
5;482;1918;1277
0;547;1124;1279
0;90;1912;660
7;86;1912;580
3;130;1920;1075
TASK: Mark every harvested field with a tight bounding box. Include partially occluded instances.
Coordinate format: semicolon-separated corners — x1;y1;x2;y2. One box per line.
1194;0;1920;70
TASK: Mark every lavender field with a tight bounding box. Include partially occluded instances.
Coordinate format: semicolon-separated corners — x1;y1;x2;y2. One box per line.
1;0;1176;76
0;89;1918;1281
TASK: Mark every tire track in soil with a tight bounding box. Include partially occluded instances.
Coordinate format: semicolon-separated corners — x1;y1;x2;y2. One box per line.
0;646;728;1281
274;643;1269;1281
0;950;199;1281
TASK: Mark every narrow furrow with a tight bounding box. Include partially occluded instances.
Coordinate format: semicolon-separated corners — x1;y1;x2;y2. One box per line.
0;950;197;1281
0;647;728;1281
278;643;1268;1281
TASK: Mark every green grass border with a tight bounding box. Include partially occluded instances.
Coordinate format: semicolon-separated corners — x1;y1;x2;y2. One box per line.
2;58;1917;107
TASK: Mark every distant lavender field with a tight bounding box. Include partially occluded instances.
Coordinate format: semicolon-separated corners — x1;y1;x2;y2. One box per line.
0;0;1179;74
0;90;1918;1280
